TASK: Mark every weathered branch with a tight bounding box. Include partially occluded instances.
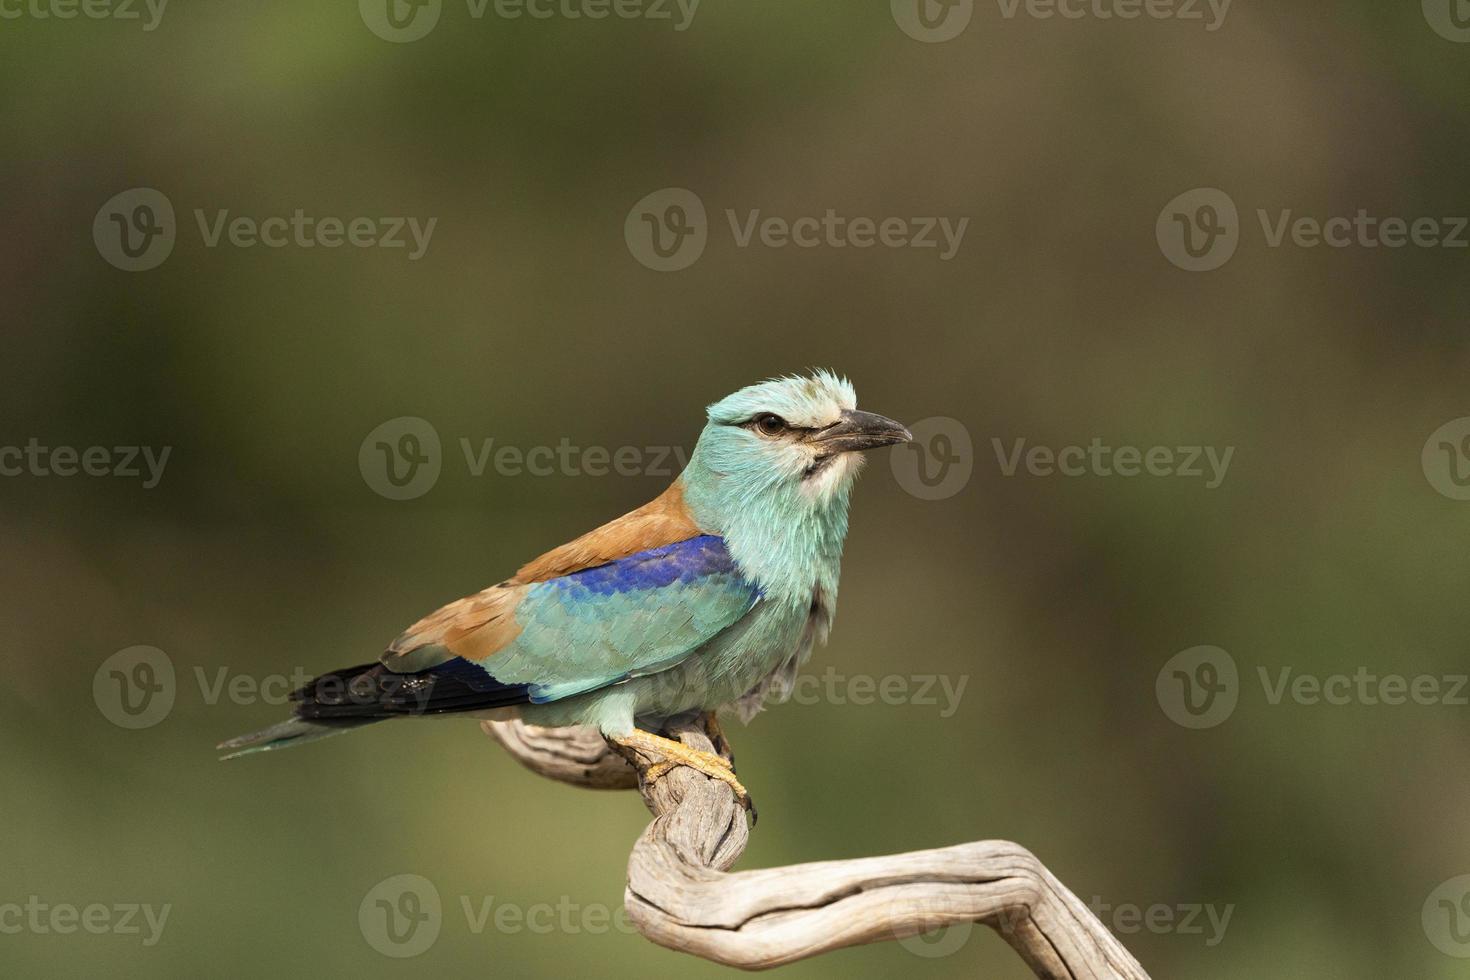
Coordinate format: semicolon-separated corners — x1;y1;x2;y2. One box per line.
483;717;1149;978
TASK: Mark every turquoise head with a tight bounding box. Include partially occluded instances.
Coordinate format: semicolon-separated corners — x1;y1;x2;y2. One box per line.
680;371;911;602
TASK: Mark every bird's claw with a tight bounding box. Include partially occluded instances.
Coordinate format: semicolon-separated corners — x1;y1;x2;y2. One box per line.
613;728;755;823
646;750;756;824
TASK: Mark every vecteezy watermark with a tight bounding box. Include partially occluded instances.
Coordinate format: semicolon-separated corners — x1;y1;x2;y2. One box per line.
359;417;442;501
1422;417;1470;501
358;0;699;43
623;188;706;271
774;668;969;718
193;210;436;259
1155;188;1239;272
890;0;974;43
992;437;1234;489
358;874;639;957
92;648;409;730
359;416;690;500
1424;875;1470;957
0;439;170;488
93;647;176;730
1156;646;1239;729
1157;646;1470;729
94;188;437;271
891;0;1229;43
0;0;168;30
360;875;442;958
93;188;176;272
890;416;974;501
359;0;442;42
1423;0;1470;43
0;898;170;946
1085;898;1234;947
889;905;975;958
889;894;1232;958
624;187;968;272
1158;187;1469;272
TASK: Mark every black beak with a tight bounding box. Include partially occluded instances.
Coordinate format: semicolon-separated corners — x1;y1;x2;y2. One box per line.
809;409;914;454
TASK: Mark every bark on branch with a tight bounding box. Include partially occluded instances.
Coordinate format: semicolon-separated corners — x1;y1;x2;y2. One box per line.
483;716;1149;978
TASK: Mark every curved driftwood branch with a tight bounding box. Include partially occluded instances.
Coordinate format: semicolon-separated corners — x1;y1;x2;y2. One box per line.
483;717;1149;978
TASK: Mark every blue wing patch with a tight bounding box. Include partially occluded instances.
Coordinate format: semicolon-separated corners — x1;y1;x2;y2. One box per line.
541;535;740;595
478;534;759;703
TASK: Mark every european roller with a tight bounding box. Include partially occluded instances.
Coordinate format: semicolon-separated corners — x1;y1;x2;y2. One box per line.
219;371;911;806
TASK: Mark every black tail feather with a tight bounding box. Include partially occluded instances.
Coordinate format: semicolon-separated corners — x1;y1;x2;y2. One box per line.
291;660;531;720
218;658;531;759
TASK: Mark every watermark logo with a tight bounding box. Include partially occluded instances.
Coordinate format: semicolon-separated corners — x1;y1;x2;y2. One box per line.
95;189;436;270
773;668;969;717
0;440;171;487
93;646;176;730
893;0;1229;42
1425;875;1470;957
625;187;708;271
457;894;636;935
0;0;168;30
994;0;1230;29
360;0;442;42
358;418;691;499
359;877;643;954
889;893;1232;957
359;417;443;501
993;437;1233;488
361;0;697;40
891;0;973;42
1423;0;1470;43
94;188;175;272
624;187;969;270
1087;898;1233;947
0;898;170;946
1156;645;1238;729
893;907;974;957
726;209;967;259
193;210;436;259
1159;188;1469;271
458;438;687;479
1422;417;1470;501
486;0;699;28
1160;650;1470;729
1156;188;1239;272
94;653;442;728
1256;667;1469;708
890;416;974;500
360;874;442;958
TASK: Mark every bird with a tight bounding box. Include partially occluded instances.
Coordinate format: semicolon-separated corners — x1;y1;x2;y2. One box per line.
218;371;911;809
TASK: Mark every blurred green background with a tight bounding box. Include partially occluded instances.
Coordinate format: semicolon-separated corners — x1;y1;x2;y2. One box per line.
4;2;1470;977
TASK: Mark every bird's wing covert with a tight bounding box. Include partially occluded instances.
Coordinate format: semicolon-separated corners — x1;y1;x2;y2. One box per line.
381;535;758;703
379;482;760;703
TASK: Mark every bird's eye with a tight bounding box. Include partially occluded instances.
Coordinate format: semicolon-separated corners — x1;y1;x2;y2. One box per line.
752;413;787;437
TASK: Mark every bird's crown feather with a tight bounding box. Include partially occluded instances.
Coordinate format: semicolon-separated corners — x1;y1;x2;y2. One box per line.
705;369;857;428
